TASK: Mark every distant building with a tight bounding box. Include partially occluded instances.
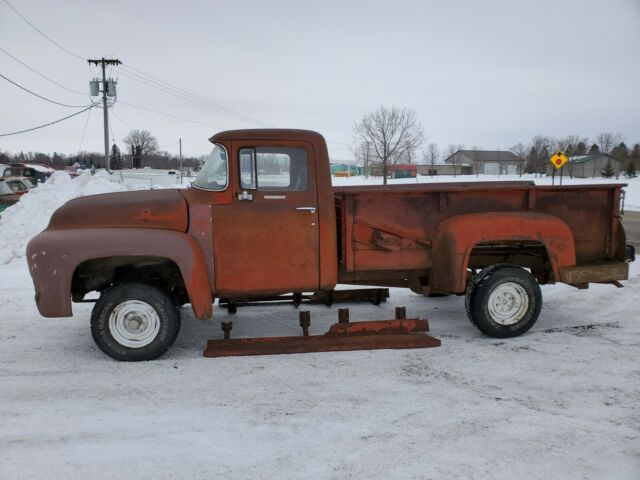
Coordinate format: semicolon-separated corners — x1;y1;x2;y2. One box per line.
388;164;417;178
444;150;523;175
545;153;626;178
416;164;472;176
330;163;362;176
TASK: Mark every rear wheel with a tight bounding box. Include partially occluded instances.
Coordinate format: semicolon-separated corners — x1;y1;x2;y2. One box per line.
91;282;180;361
465;264;542;338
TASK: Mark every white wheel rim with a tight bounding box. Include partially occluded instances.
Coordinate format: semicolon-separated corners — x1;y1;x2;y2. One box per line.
487;282;529;326
108;300;161;348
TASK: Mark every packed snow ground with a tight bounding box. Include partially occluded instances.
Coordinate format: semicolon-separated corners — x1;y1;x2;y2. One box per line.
0;172;639;479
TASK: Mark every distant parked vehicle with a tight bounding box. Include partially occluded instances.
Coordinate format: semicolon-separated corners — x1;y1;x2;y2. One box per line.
8;163;54;185
0;163;13;178
0;176;33;213
22;163;56;184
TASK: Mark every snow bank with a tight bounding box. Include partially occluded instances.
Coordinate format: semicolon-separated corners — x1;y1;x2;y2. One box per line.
0;171;136;264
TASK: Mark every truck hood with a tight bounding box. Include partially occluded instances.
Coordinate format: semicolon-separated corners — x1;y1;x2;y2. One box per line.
47;189;189;232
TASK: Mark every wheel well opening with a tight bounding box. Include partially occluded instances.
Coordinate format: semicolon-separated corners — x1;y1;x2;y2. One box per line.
72;256;188;304
467;241;552;284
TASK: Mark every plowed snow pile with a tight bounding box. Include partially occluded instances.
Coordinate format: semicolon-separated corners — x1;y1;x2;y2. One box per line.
0;171;147;264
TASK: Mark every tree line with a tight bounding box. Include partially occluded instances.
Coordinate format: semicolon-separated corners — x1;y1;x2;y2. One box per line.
352;106;639;181
0;129;203;172
509;133;639;176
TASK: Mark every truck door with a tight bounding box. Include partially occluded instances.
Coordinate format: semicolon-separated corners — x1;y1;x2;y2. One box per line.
212;140;320;294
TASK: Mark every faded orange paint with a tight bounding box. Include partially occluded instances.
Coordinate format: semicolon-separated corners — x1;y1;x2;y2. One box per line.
430;212;576;293
27;228;212;319
26;129;631;323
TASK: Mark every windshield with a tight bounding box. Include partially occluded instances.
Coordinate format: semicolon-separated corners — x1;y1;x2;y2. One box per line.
193;144;228;191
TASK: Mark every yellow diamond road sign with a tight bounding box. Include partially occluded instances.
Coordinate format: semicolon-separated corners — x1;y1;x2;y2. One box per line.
550;150;568;169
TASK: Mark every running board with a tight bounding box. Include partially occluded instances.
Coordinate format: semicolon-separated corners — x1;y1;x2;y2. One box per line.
218;288;390;313
203;307;441;357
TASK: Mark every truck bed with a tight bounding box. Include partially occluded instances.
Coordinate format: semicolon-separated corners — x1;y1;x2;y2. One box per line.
333;181;627;287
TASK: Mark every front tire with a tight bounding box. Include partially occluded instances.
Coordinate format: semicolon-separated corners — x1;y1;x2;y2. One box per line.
91;283;180;361
465;264;542;338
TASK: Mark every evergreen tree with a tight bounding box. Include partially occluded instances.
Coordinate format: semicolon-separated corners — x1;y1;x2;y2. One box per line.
575;142;588;155
631;144;640;160
110;144;122;170
525;147;537;173
610;142;629;160
624;161;637;178
588;144;600;155
600;159;615;178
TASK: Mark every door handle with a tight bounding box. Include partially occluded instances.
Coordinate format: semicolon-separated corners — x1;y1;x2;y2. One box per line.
295;206;317;214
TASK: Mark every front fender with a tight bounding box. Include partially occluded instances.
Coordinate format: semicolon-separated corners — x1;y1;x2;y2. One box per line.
27;228;212;319
430;212;576;293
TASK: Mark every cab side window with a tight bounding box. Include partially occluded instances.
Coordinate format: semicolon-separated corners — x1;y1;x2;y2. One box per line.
239;147;307;191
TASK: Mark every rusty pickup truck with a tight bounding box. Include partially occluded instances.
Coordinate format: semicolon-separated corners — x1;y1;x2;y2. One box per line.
27;129;634;360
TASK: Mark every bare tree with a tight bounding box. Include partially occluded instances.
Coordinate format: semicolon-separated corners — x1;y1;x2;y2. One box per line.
509;142;527;177
596;132;622;154
425;143;439;176
353;106;425;184
560;135;589;155
445;143;465;177
123;129;159;158
529;135;551;177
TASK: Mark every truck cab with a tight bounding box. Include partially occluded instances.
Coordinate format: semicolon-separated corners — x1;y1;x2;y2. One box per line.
182;129;338;297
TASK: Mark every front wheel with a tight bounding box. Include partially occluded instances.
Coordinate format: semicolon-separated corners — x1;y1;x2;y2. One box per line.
465;264;542;338
91;282;181;361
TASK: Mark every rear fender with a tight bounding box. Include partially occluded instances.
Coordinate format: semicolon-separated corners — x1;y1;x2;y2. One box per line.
27;228;212;319
430;212;576;293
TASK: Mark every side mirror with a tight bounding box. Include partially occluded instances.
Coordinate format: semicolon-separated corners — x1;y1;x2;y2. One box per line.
237;190;253;202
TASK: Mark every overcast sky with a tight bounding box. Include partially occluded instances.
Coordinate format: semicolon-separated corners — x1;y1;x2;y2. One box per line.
1;0;639;160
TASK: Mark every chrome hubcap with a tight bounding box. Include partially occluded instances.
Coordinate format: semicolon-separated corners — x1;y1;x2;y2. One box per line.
487;282;529;325
108;300;160;348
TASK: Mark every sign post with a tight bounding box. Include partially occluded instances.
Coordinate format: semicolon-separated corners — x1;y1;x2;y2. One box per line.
550;150;568;186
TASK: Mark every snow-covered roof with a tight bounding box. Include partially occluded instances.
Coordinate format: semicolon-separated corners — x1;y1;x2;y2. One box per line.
568;153;613;164
445;150;521;164
23;163;56;173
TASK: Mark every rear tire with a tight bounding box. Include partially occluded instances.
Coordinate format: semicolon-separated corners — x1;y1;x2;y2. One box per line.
91;282;180;361
465;264;542;338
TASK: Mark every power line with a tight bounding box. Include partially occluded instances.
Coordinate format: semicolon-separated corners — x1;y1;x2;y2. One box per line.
108;109;116;147
2;0;85;61
2;0;276;131
116;65;272;128
0;105;94;137
159;140;180;149
0;47;86;95
116;66;270;127
118;64;270;126
78;106;93;152
2;0;274;129
110;108;133;131
0;72;90;108
118;100;225;130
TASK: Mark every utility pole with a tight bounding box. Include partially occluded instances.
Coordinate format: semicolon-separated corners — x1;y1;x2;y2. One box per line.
179;138;183;185
364;141;370;179
88;58;121;172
